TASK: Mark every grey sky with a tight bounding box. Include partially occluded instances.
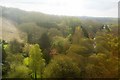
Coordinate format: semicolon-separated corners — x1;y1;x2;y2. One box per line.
0;0;119;17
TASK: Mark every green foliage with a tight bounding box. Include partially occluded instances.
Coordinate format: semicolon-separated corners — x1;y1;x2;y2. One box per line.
43;55;81;78
72;26;83;44
57;22;70;36
67;44;86;54
22;43;32;57
95;32;118;56
2;6;118;79
2;62;10;77
67;38;94;56
5;52;28;78
8;64;30;78
9;39;23;53
1;40;10;77
52;36;70;54
79;38;94;54
67;52;84;68
19;23;47;43
29;44;46;78
2;41;7;63
48;28;63;38
85;53;118;78
23;57;29;66
38;33;51;63
6;53;24;64
39;33;51;50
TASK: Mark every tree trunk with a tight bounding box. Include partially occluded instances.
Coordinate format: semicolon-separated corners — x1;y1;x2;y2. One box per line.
35;71;37;80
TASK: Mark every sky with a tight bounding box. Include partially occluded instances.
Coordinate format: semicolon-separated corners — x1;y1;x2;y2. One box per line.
0;0;119;17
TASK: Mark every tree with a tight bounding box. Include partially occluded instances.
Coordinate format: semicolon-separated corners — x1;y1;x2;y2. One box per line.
39;33;51;50
8;64;30;78
9;39;23;53
6;53;24;65
67;52;85;77
43;55;81;78
67;38;94;57
22;43;32;57
19;23;47;43
1;40;10;77
38;33;51;63
57;22;70;37
67;17;81;34
29;44;45;79
4;52;24;78
72;26;83;44
85;53;118;78
51;36;70;54
81;26;89;38
1;40;7;63
95;32;118;56
85;53;107;78
48;28;63;39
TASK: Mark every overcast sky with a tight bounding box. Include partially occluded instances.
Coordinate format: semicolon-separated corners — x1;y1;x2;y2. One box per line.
0;0;119;17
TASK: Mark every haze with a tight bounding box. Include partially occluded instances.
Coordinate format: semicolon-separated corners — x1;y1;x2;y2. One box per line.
0;0;119;17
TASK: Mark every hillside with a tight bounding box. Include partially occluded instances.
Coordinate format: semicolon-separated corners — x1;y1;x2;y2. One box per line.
0;17;25;42
0;6;118;43
1;6;118;79
1;6;117;26
0;6;117;42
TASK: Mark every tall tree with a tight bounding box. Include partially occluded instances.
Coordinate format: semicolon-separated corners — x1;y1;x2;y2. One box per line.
39;33;51;50
1;40;10;77
72;26;83;44
39;33;51;63
29;44;45;79
9;39;23;53
81;26;89;38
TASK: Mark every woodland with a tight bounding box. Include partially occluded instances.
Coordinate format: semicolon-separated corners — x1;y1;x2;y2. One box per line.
0;7;119;79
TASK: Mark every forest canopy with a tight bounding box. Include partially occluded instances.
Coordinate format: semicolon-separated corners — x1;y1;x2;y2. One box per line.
0;6;119;79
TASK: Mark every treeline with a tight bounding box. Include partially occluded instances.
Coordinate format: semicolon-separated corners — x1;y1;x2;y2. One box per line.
1;6;119;78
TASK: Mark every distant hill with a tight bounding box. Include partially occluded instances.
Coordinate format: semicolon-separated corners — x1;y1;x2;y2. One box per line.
0;6;118;42
79;16;117;25
1;6;117;25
